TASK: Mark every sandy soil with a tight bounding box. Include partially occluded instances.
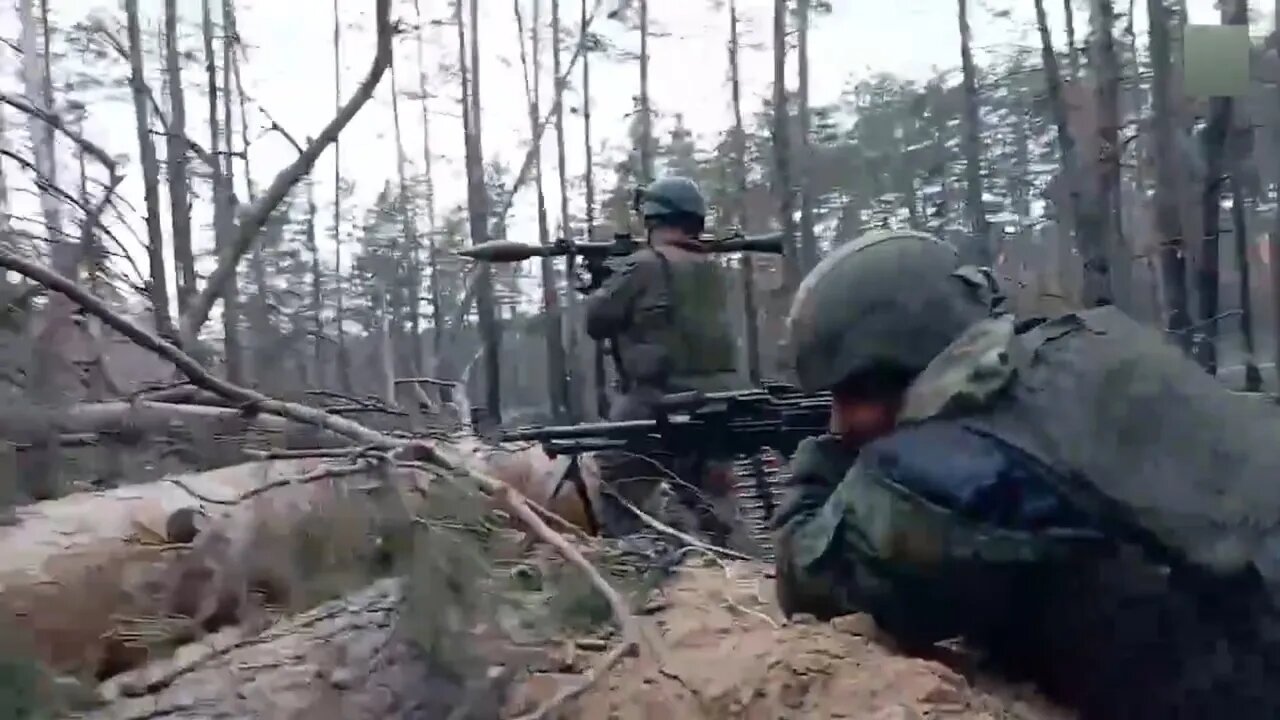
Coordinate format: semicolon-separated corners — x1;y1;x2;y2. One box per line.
509;559;1073;720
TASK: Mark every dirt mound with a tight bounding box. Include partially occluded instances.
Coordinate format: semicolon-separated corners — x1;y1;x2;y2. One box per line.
511;559;1072;720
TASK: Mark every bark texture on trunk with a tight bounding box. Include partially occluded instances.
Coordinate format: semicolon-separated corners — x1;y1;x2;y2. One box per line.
89;579;514;720
0;440;579;687
0;459;416;678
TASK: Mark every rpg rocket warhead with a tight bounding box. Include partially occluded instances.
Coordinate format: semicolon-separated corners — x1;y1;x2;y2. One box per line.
455;241;546;262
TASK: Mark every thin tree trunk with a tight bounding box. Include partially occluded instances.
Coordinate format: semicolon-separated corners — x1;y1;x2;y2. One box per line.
458;0;501;422
249;218;274;389
552;0;580;420
1272;0;1280;388
1230;173;1260;389
18;0;61;245
958;0;991;264
1148;0;1193;351
75;116;97;294
125;0;173;336
389;56;423;376
164;0;195;316
1225;1;1260;389
582;0;606;418
413;0;444;374
772;0;799;293
638;0;653;184
515;0;571;421
37;0;55;182
1013;105;1033;278
796;0;817;272
1091;0;1125;308
1033;0;1109;306
1193;0;1245;373
1064;0;1080;79
227;8;269;388
25;0;85;424
305;180;324;386
473;0;501;421
221;0;253;381
0;103;12;240
729;0;760;385
332;0;352;392
203;0;242;382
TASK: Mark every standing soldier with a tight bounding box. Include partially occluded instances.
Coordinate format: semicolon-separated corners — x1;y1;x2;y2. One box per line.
584;176;741;541
772;228;1280;719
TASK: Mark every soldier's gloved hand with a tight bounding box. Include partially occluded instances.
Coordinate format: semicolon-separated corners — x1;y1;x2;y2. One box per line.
772;434;860;533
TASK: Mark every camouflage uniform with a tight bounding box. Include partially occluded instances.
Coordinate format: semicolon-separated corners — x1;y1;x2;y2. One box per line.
585;177;740;539
774;230;1280;719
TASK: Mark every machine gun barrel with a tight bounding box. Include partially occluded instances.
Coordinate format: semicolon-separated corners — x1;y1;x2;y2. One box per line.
502;418;655;443
498;383;831;459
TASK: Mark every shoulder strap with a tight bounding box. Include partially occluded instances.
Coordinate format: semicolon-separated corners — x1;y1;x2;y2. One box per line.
650;246;677;323
897;315;1019;424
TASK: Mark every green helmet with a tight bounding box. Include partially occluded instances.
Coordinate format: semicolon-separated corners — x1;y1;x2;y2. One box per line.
637;176;707;221
784;229;993;394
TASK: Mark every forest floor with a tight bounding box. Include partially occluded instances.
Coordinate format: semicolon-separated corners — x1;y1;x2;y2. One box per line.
508;557;1073;720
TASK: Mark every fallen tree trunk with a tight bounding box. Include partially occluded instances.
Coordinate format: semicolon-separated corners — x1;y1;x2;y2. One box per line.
0;457;431;679
0;401;363;494
0;401;290;446
87;578;526;720
0;438;597;682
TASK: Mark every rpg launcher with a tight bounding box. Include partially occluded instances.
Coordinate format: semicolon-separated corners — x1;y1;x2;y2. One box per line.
499;380;831;461
457;230;785;294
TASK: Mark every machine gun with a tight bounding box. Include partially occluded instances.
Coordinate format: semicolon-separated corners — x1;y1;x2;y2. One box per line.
457;230;785;294
499;379;829;538
501;380;830;462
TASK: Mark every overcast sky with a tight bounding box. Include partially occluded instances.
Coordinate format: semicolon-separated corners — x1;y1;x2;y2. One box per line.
0;0;1249;307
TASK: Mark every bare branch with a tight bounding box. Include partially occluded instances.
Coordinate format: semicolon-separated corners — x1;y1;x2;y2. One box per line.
179;0;396;343
0;92;114;168
89;22;223;176
0;90;134;283
0;147;131;272
253;104;306;155
0;148;85;208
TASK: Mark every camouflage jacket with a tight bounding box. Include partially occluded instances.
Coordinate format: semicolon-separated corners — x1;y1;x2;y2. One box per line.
775;305;1280;618
584;244;738;390
774;306;1280;719
772;312;1103;635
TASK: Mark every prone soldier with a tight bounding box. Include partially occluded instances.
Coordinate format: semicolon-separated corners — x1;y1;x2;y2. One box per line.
773;229;1280;719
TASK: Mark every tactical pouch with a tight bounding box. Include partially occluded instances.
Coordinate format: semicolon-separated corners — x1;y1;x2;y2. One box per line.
652;250;737;378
